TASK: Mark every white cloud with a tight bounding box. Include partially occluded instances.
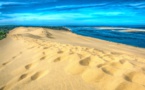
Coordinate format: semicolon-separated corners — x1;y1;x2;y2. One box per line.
0;2;24;6
37;3;107;11
93;12;124;16
137;5;145;8
0;1;39;6
1;12;88;23
127;2;145;8
129;2;145;6
2;13;65;21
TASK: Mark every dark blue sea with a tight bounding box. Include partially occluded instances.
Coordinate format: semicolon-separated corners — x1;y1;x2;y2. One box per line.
68;26;145;48
1;25;145;48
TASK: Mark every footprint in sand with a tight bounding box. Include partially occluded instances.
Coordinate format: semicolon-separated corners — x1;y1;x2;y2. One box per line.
79;57;91;66
43;47;49;49
25;62;38;70
40;56;46;61
110;52;121;55
12;62;38;75
0;86;5;90
124;75;132;82
53;57;61;62
3;55;17;65
30;70;48;80
12;56;16;59
101;68;113;75
25;64;33;70
101;65;120;76
1;60;14;70
57;50;63;54
42;52;45;55
18;74;28;81
19;52;22;55
119;59;126;64
142;67;145;71
97;63;105;68
1;54;20;67
2;61;9;66
2;71;48;90
124;72;145;85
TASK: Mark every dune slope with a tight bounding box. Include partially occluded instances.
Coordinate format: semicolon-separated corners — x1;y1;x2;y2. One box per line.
0;27;145;90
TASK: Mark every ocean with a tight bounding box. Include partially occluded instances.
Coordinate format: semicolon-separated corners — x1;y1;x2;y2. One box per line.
1;25;145;48
68;26;145;48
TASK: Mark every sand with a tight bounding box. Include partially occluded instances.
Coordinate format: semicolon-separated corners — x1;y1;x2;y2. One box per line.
0;27;145;90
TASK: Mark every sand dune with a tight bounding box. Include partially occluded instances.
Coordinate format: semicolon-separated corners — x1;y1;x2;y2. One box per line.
0;27;145;90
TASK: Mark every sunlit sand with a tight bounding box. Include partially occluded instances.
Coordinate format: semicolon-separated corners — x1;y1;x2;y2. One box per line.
0;27;145;90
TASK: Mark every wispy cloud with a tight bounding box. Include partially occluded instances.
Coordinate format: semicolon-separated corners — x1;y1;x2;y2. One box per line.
128;2;145;6
37;3;107;11
127;2;145;9
0;2;29;6
1;13;77;21
0;1;47;7
0;0;57;6
92;12;124;16
0;0;145;25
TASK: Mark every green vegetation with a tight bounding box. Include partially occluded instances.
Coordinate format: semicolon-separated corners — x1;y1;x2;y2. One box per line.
0;31;6;40
0;25;17;40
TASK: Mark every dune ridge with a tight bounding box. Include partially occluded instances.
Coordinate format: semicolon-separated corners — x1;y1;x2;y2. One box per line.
0;27;145;90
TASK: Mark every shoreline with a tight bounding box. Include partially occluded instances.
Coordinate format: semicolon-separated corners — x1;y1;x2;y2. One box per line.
1;25;145;48
0;27;145;90
67;26;145;48
1;26;145;57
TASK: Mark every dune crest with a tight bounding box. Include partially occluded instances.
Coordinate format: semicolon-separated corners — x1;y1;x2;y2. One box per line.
0;27;145;90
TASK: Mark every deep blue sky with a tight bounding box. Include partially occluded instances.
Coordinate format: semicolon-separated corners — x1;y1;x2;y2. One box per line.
0;0;145;26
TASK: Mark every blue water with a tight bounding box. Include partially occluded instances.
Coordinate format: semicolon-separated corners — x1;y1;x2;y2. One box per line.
68;27;145;48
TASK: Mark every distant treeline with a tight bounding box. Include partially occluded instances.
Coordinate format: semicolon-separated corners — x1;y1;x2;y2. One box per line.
0;25;70;40
0;31;7;40
0;26;17;40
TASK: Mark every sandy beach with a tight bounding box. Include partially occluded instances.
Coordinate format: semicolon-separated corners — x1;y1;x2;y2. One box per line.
0;27;145;90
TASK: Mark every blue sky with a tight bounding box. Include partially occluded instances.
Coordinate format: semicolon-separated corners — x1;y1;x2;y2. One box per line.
0;0;145;26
